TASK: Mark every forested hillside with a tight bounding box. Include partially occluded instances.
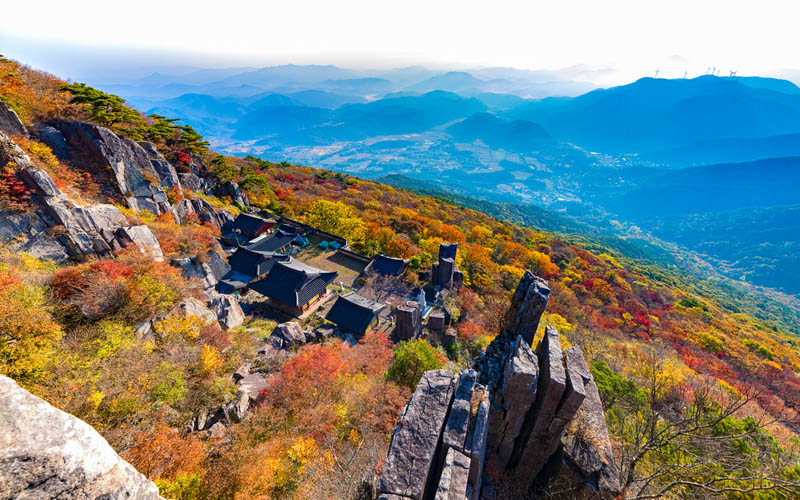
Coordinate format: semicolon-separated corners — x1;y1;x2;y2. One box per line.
2;56;800;499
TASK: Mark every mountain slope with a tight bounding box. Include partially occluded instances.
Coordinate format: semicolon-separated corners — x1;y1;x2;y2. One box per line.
446;112;552;152
508;75;800;153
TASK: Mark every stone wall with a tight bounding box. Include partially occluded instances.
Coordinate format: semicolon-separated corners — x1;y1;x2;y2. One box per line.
377;271;621;500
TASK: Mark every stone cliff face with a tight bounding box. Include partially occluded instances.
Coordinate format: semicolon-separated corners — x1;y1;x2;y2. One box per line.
377;271;621;500
0;375;164;500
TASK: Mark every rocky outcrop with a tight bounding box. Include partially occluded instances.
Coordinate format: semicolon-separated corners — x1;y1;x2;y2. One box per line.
189;198;235;232
1;132;165;263
492;337;538;468
395;302;422;340
434;447;471;500
378;271;621;500
0;101;27;136
503;271;550;345
557;357;620;497
431;243;464;289
42;121;175;218
138;141;181;190
0;375;163;500
378;369;456;499
269;321;308;348
178;173;205;192
169;298;218;325
211;179;248;207
114;226;164;262
209;293;245;330
172;251;231;294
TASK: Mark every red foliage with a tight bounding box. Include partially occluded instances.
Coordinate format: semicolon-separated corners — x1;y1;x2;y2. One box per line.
458;321;485;343
351;331;393;377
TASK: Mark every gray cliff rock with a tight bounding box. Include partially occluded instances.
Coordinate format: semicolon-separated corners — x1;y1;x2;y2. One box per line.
44;121;175;217
0;101;27;136
0;375;163;500
379;369;456;500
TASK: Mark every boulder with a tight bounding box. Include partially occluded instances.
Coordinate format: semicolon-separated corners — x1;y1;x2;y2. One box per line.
232;364;250;383
172;252;229;293
211;179;248;207
270;322;307;348
169;298;218;325
210;294;245;330
208;422;227;439
114;225;164;262
378;369;455;500
0;375;163;500
0;101;26;136
172;199;195;225
36;125;69;159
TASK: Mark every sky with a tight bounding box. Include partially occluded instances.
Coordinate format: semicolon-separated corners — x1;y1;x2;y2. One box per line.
2;0;799;86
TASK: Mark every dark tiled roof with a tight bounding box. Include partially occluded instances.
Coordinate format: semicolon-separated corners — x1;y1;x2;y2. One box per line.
220;232;249;247
219;269;253;290
246;229;297;253
370;254;408;276
249;258;338;308
326;293;385;335
233;213;275;234
228;248;275;276
439;243;458;261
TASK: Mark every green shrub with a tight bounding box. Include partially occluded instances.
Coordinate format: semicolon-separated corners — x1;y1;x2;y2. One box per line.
386;339;445;389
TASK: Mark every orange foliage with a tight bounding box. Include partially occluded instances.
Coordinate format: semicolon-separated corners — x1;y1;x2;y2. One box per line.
123;416;206;481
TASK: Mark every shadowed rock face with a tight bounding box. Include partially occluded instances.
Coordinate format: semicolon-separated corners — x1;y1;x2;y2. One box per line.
0;375;163;500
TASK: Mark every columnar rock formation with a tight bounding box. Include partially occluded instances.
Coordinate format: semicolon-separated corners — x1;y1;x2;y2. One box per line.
395;302;423;340
0;375;164;500
378;271;621;500
432;243;464;289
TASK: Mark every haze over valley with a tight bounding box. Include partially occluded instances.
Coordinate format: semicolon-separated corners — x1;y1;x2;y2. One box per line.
91;65;800;298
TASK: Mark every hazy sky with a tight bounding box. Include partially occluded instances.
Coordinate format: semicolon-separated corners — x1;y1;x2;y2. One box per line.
2;0;799;85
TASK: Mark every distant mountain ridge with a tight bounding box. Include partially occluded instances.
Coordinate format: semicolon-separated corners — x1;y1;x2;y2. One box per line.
507;75;800;153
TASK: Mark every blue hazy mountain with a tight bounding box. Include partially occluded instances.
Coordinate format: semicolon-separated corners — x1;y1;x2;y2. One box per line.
447;112;552;152
233;105;332;140
232;90;486;142
608;156;800;216
644;133;800;166
603;157;800;293
507;75;800;154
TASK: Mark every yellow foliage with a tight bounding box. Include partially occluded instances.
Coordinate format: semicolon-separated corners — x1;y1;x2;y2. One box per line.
153;315;207;343
288;436;318;465
0;274;63;384
200;345;223;374
87;390;105;409
92;321;135;360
